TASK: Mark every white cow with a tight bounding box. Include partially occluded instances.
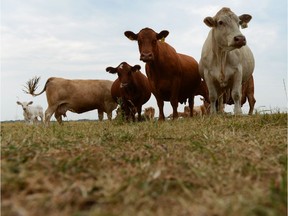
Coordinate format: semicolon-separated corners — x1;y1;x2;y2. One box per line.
199;7;255;115
17;101;44;124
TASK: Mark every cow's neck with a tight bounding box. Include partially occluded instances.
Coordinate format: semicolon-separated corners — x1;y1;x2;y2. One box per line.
148;43;177;76
212;39;229;85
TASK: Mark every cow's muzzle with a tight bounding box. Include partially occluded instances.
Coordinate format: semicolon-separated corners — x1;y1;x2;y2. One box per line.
140;52;153;62
233;35;246;48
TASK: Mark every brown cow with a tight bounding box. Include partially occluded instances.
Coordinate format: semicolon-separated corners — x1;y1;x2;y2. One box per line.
195;79;210;103
25;77;117;124
225;75;256;115
125;28;201;120
106;62;151;121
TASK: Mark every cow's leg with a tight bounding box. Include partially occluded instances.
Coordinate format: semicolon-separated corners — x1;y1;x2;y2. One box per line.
98;109;104;121
137;106;142;122
247;93;256;115
130;106;136;122
156;98;165;121
207;87;218;115
188;97;194;117
217;94;225;114
54;112;63;125
170;97;179;120
44;106;56;125
39;113;44;123
231;86;242;115
204;73;218;114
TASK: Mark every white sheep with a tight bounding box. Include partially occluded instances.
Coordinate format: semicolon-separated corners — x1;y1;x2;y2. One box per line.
16;101;44;124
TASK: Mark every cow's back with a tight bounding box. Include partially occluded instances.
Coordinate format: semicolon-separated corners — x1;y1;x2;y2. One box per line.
45;78;116;113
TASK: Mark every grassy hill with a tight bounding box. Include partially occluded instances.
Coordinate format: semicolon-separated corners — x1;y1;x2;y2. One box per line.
1;113;287;216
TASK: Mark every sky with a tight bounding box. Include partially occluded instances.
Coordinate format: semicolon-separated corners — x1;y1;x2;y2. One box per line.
1;0;287;121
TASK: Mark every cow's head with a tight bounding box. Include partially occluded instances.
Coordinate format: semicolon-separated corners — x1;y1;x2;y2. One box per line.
106;62;141;88
204;7;252;50
17;101;33;111
124;28;169;62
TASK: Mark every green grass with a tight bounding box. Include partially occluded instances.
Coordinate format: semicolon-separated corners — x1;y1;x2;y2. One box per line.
1;113;287;216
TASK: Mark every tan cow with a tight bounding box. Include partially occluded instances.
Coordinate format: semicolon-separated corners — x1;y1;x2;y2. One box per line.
183;97;210;117
199;7;255;115
144;107;155;121
25;77;117;124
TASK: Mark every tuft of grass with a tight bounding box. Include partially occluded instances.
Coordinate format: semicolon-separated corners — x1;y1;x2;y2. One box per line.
1;113;287;216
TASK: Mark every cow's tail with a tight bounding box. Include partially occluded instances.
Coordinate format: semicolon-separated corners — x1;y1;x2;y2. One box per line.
23;76;48;97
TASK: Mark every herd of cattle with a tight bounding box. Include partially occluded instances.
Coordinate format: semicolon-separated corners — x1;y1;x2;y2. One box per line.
17;8;256;125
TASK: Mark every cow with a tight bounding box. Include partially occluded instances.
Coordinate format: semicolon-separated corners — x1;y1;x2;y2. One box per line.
199;7;255;115
195;79;210;103
225;75;256;115
124;27;201;120
25;77;117;124
182;97;210;117
16;101;43;124
106;62;151;121
144;107;155;121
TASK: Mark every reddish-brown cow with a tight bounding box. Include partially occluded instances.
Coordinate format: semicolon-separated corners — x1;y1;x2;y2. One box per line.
225;75;256;115
106;62;151;121
195;79;210;103
125;28;201;120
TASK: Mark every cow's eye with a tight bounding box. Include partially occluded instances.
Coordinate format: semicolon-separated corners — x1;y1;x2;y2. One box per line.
152;39;157;45
218;20;224;26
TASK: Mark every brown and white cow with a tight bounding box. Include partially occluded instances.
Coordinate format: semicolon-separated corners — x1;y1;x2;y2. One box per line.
125;28;201;120
106;62;151;121
26;77;117;124
199;7;255;115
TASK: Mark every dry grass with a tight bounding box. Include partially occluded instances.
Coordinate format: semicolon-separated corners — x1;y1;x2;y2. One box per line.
1;113;287;216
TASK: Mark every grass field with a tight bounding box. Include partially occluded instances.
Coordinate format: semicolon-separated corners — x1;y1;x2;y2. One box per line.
1;113;287;216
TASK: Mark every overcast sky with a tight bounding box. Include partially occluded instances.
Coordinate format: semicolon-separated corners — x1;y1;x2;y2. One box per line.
1;0;287;121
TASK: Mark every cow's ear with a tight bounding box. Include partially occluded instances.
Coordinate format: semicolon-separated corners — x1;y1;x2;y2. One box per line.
132;65;141;72
16;101;21;105
28;101;33;105
124;31;138;41
239;14;252;29
204;17;216;27
106;67;117;74
157;30;169;41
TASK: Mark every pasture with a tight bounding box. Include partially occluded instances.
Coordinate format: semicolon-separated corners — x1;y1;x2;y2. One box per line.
1;113;287;216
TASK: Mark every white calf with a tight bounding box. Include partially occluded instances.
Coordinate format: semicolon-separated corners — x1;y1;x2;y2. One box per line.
17;101;43;124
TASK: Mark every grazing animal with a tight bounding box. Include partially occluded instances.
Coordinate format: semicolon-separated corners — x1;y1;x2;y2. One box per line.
144;107;155;121
182;97;210;117
199;7;255;115
16;101;43;124
25;77;117;124
125;27;201;120
195;79;210;103
225;75;256;115
106;62;151;121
